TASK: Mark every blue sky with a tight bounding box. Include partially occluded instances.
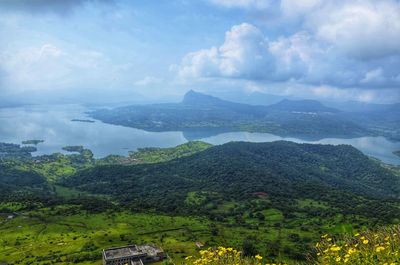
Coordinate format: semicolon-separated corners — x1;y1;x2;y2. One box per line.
1;0;399;103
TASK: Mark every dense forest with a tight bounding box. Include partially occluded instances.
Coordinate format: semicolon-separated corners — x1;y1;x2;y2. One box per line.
63;141;400;220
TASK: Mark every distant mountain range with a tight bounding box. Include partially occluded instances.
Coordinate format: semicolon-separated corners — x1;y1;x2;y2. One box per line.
90;90;400;141
183;90;338;113
209;90;400;112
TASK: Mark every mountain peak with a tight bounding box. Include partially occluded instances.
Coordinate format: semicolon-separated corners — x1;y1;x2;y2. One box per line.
269;99;340;113
182;90;225;105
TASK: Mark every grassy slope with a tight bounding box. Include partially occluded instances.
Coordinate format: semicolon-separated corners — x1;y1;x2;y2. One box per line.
0;206;322;265
0;201;378;264
1;141;399;264
129;141;213;164
0;210;208;264
97;141;212;166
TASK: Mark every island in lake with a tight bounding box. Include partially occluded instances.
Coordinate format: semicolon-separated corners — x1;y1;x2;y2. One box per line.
62;145;85;153
0;142;37;159
22;139;44;145
71;119;95;123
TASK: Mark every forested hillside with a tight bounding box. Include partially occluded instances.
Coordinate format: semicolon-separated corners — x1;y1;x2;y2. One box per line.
64;141;400;220
0;163;49;202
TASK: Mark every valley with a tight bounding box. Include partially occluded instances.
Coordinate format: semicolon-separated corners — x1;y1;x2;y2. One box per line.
1;141;399;264
2;1;400;264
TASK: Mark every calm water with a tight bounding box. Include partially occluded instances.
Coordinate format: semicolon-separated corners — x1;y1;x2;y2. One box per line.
1;104;399;165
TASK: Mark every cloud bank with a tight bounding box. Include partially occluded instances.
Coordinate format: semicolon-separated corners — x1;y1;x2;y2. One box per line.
177;0;400;101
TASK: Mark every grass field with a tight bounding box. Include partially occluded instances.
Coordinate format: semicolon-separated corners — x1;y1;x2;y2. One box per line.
0;205;329;265
0;209;211;264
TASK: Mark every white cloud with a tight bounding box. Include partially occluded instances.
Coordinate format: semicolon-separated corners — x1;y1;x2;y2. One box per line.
134;76;162;86
209;0;400;61
312;1;400;60
177;47;220;79
176;24;324;83
311;85;400;103
208;0;271;9
1;43;118;93
268;32;316;80
280;0;322;17
175;20;400;91
361;68;385;84
177;23;272;80
3;44;69;88
218;23;271;77
178;0;400;95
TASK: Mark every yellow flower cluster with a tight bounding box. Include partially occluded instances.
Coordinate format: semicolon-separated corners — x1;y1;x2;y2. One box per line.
315;226;400;265
183;246;286;265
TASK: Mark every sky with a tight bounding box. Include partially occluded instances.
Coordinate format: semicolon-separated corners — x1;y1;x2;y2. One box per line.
0;0;400;104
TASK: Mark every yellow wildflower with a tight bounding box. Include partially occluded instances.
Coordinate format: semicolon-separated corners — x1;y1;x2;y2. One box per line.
330;246;341;251
376;246;385;252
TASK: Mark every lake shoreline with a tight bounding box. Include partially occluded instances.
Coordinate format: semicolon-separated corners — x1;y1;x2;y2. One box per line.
0;105;399;165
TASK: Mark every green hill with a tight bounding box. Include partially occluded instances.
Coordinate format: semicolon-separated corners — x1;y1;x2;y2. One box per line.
63;141;400;220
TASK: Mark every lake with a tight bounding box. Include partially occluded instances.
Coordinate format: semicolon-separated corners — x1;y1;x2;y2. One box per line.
1;104;400;165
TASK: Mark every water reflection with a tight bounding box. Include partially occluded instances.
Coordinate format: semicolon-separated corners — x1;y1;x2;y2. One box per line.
0;105;399;165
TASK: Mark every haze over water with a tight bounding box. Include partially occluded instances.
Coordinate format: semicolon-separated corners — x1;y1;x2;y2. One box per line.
1;105;399;165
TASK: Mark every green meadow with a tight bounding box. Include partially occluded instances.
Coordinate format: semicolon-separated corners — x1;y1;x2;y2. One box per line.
0;200;363;265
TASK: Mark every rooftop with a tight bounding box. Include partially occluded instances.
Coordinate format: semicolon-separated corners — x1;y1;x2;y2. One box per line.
137;245;164;256
103;245;146;260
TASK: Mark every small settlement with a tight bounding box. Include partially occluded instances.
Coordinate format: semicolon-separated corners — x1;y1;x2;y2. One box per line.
102;244;166;265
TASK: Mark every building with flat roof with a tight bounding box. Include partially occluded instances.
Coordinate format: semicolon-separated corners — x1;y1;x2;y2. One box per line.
102;244;166;265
